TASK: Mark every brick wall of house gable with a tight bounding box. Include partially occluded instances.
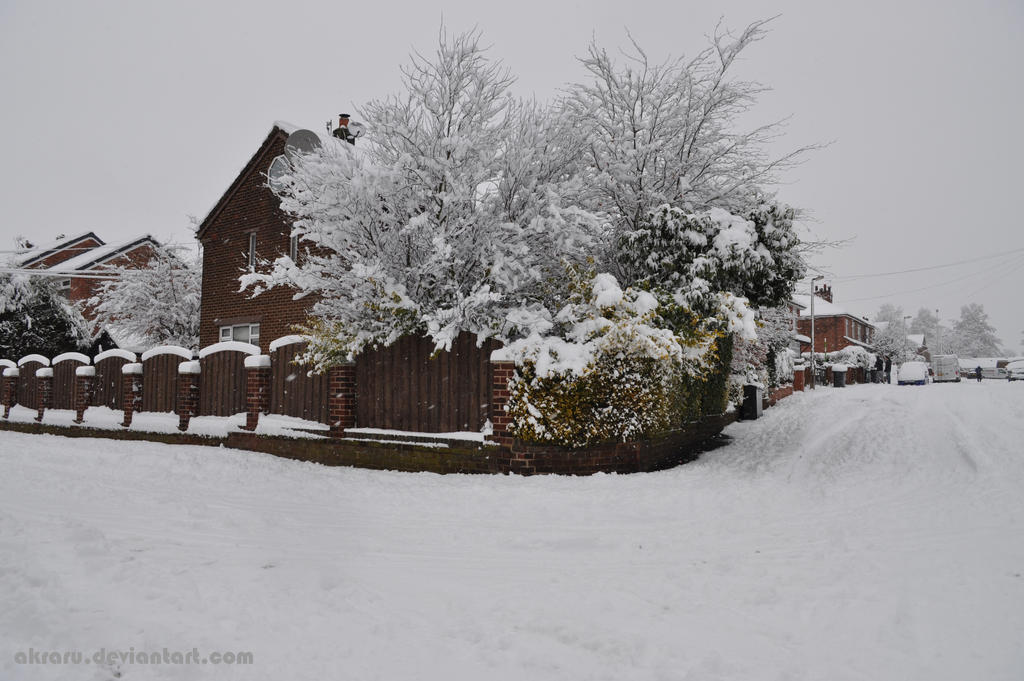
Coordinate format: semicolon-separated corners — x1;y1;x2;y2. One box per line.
796;316;865;354
71;243;162;319
198;131;314;352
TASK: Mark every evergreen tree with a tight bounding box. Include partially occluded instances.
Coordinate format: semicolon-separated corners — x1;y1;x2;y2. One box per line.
949;303;1002;357
0;272;90;359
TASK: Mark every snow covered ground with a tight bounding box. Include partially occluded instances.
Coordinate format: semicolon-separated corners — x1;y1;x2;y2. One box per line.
2;381;1023;680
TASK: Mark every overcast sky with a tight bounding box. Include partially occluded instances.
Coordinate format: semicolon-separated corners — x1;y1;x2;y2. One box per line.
1;0;1021;351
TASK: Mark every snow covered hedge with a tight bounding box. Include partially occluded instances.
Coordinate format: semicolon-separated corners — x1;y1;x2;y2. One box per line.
501;272;736;447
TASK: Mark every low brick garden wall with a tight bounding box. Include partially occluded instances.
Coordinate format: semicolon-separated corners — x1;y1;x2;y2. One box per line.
1;412;738;476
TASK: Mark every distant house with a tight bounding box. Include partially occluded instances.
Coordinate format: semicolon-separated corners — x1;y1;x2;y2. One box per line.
793;285;875;354
19;232;161;316
194;122;314;352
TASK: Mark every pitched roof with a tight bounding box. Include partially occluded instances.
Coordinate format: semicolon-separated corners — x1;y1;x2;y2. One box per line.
791;294;873;326
18;232;105;268
49;235;159;272
194;124;290;242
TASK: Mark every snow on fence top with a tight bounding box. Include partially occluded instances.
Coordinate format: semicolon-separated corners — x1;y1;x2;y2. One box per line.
178;360;201;375
122;363;143;375
76;366;96;377
198;341;261;359
2;368;18;377
0;359;14;369
35;368;53;378
95;348;138;363
244;355;272;369
52;352;91;365
268;335;309;353
18;354;50;367
141;346;194;362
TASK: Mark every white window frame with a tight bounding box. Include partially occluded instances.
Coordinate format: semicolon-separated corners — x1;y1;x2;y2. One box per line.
219;323;260;344
247;233;256;271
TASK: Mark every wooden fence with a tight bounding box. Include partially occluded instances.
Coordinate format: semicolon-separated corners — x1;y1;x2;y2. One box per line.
16;357;46;412
4;333;502;434
51;354;89;409
198;345;254;417
93;351;134;410
270;340;330;424
141;350;187;413
355;332;499;433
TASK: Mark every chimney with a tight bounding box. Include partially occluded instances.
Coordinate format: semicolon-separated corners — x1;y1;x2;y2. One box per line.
332;113;356;145
815;283;833;303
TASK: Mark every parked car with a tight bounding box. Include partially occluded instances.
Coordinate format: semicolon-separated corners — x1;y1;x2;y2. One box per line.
1007;360;1024;382
897;361;929;386
931;355;960;382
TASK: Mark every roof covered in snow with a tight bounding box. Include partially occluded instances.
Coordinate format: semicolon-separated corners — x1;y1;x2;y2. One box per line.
791;294;872;326
48;235;158;272
17;232;105;267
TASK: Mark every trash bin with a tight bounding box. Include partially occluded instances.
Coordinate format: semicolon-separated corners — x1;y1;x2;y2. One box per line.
832;364;847;388
742;384;763;420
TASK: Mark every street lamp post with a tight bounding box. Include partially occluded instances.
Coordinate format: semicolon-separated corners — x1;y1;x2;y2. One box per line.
810;275;824;389
935;309;941;355
903;315;912;363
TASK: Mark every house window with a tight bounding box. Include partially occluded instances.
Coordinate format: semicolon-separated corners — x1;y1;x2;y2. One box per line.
219;323;260;344
289;234;298;262
58;278;71;298
247;233;256;271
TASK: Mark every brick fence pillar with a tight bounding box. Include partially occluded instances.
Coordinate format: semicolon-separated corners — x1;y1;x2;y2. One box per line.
2;368;19;418
486;360;515;448
35;368;53;422
73;366;96;424
327;363;356;437
176;361;201;432
793;367;805;392
241;355;272;431
121;363;143;428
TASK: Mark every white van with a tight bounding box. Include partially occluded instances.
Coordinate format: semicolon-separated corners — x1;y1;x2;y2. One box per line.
932;355;960;382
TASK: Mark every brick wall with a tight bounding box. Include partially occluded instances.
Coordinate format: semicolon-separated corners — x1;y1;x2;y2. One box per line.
197;127;314;352
71;243;161;318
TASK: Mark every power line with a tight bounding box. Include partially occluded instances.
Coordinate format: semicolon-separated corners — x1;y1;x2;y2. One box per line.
830;246;1024;282
840;253;1024;303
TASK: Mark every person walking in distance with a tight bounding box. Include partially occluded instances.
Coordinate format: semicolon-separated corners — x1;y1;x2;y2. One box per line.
975;366;983;382
884;356;892;384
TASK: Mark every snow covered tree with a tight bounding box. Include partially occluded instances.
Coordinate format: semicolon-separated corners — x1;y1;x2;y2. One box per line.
619;201;805;319
246;29;606;366
874;303;904;326
949;303;1002;357
86;243;201;350
564;19;817;243
0;269;90;359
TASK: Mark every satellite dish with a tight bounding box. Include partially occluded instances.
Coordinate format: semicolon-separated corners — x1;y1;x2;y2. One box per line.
268;155;290;195
284;129;322;159
347;121;366;138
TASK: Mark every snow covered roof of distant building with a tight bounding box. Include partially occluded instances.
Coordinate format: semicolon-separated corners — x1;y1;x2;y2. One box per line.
17;232;105;268
48;235;158;272
907;334;925;348
791;294;872;326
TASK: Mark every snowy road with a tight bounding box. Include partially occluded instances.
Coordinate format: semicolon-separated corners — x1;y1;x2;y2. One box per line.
2;381;1023;680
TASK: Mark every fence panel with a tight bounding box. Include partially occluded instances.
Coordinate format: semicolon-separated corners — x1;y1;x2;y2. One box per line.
94;356;131;409
16;359;45;410
355;332;498;433
51;357;87;409
269;342;330;424
141;354;180;413
198;350;248;416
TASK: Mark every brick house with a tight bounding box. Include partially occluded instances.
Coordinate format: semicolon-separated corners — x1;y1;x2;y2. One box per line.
194;123;313;352
793;285;875;354
19;232;160;315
